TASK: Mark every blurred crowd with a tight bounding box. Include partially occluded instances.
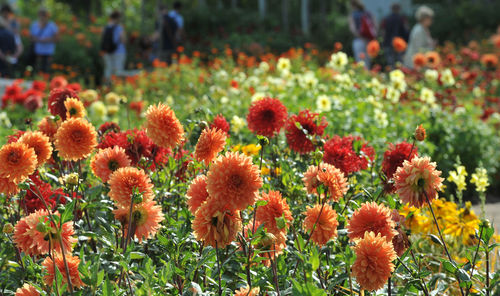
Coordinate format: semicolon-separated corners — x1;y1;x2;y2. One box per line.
0;1;184;83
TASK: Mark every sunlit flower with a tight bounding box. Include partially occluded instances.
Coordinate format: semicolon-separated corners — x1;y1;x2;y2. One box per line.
230;115;246;133
186;175;209;215
194;127;227;165
108;167;154;207
15;284;39;296
0;176;19;196
277;57;291;72
79;89;98;103
413;53;426;68
0;142;37;183
145;103;184;149
424;69;438;82
192;199;242;248
316;95;331;112
352;232;397;291
18;131;53;167
303;203;338;246
54;118;97;161
316;162;348;201
425;51;441;68
48;88;79;120
64;97;86;119
247;97;288;137
13;209;76;256
323;135;374;176
42;254;85;289
347;202;397;242
329;51;348;70
113;200;164;242
38;116;59;141
470;167;489;192
447;165;467;192
91;146;131;183
206;152;262;211
255;190;293;235
420;87;436;105
285;110;327;154
382;142;418;191
394;156;443;208
441;68;455;86
233;286;260;296
105;92;121;105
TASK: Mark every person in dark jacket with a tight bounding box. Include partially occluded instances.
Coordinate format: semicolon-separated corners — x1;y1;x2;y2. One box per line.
153;5;178;64
0;16;16;77
380;3;408;67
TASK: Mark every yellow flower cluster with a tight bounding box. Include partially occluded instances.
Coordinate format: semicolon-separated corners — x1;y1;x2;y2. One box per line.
400;199;480;245
232;144;261;157
447;165;467;192
471;167;489;193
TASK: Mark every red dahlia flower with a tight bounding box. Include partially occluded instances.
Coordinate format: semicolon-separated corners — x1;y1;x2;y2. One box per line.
323;135;374;175
210;114;230;135
48;88;79;120
285;110;327;154
247;97;288;137
381;142;418;180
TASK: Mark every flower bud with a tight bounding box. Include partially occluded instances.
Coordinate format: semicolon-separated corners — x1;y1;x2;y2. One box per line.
64;173;79;186
258;136;269;147
313;151;324;163
3;223;14;234
36;222;48;233
415;124;426;141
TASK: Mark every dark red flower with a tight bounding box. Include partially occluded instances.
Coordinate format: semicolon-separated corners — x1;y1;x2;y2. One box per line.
381;141;418;192
285;110;327;154
7;130;25;143
1;83;23;107
31;80;47;92
67;83;81;93
323;135;375;175
48;88;79;120
20;174;69;214
210;114;230;135
247;97;288;137
98;122;121;136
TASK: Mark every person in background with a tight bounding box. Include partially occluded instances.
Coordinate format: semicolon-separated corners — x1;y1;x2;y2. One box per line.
0;16;16;77
1;5;23;66
154;5;178;64
30;8;58;73
101;11;126;84
168;1;184;43
404;6;435;68
348;0;376;68
380;3;408;68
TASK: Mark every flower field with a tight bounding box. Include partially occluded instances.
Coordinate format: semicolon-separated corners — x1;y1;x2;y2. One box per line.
1;36;500;296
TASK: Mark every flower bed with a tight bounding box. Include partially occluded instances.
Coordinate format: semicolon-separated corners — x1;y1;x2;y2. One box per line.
0;36;500;295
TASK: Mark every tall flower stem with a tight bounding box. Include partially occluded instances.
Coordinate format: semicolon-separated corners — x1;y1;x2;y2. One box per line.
387;277;391;296
215;241;222;296
424;192;464;296
118;198;136;287
465;224;484;296
485;244;490;296
31;186;74;294
270;249;281;296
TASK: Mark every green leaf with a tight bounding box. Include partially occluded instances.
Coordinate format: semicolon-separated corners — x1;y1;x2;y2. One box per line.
429;234;443;246
441;260;457;273
60;200;76;224
275;216;286;230
130;251;146;260
456;268;471;282
310;248;320;271
255;200;268;207
292;279;327;296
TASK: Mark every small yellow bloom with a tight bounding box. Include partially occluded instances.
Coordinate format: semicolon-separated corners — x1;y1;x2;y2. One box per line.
470;167;489;192
447;165;467;192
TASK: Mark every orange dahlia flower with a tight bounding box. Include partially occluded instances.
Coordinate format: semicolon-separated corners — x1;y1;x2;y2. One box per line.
0;142;37;183
42;254;85;289
114;200;164;242
64;97;86;119
412;53;427;68
38;116;59;141
303;165;322;194
394;156;443;208
303;203;338;246
392;37;407;53
194;127;227;165
13;209;76;256
186;175;210;215
206;152;263;211
54;118;97;161
352;231;397;291
367;40;380;58
144;103;184;149
347;202;397;242
425;51;441;68
108;167;154;207
317;162;348;202
91;147;131;183
0;176;20;196
192;199;242;248
15;284;39;296
234;286;260;296
480;53;498;68
255;190;293;235
18;131;53;167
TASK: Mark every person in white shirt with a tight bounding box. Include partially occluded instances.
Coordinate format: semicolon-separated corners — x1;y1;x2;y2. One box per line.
168;1;184;43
